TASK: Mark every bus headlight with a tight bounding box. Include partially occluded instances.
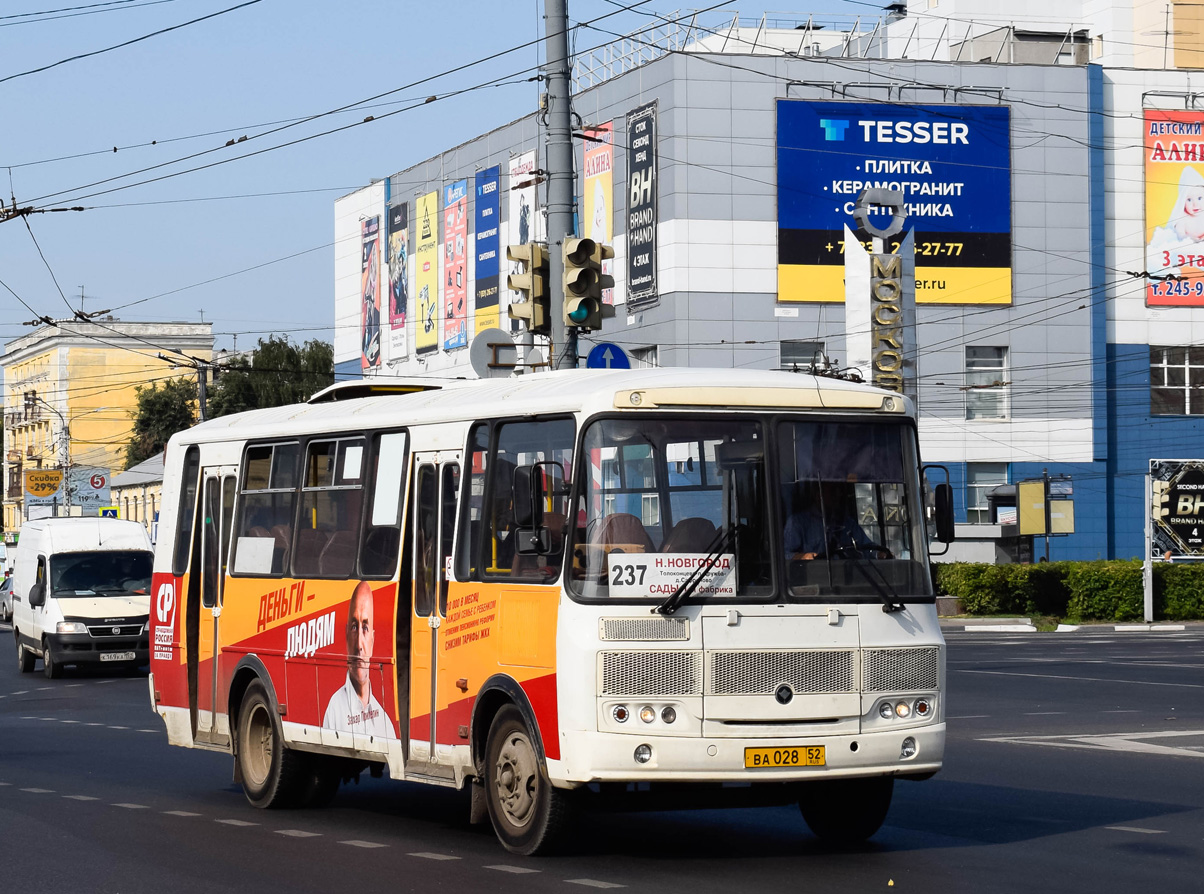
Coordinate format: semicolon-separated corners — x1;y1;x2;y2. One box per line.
639;706;656;724
660;706;677;724
634;744;653;764
894;702;911;719
878;702;894;719
900;737;917;759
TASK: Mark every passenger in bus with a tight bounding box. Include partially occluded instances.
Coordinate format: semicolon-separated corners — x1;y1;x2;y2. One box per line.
784;481;884;560
322;580;393;738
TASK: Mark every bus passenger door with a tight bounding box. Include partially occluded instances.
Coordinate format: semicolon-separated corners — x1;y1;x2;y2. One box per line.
407;451;460;778
195;466;237;746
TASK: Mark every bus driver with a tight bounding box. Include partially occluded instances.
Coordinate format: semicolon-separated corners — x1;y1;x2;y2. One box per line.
322;580;393;738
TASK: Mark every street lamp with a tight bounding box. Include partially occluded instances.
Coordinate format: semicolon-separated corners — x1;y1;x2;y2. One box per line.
25;392;70;514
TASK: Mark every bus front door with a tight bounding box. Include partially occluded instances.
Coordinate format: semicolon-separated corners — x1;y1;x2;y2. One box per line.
407;452;460;778
194;466;237;746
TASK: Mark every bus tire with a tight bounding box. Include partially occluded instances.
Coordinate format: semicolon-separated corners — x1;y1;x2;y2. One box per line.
236;680;306;809
16;633;35;673
484;704;569;856
799;776;894;844
43;638;62;679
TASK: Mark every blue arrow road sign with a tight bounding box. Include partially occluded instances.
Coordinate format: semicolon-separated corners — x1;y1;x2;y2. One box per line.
586;343;630;370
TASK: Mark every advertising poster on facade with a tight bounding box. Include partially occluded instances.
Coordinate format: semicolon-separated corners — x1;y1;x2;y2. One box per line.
626;103;658;308
777;101;1012;305
474;165;501;334
583;121;615;304
415;191;439;354
1150;459;1204;556
443;179;469;350
1144;110;1204;306
24;469;63;508
507;150;538;332
386;202;408;360
69;467;111;513
360;216;381;369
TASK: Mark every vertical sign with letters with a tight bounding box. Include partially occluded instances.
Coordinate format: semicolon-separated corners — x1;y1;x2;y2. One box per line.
626;101;657;308
474;165;501;334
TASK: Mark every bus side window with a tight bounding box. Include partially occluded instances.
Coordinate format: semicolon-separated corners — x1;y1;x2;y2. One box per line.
296;437;366;579
455;423;489;581
231;442;298;577
172;446;200;576
361;431;408;578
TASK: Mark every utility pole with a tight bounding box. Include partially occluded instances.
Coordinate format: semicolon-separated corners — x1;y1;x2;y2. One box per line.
543;0;577;369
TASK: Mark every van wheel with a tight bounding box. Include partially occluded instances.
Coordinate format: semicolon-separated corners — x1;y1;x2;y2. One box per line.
799;776;894;844
16;633;35;673
484;705;570;855
43;638;63;679
236;680;306;808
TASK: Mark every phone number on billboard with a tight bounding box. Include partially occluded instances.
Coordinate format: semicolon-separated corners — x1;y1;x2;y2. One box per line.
1150;278;1204;298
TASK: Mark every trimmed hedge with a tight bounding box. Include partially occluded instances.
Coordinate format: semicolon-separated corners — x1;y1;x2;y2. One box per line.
933;559;1204;621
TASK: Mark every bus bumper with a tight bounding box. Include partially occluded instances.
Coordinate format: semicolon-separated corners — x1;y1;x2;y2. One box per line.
554;723;945;785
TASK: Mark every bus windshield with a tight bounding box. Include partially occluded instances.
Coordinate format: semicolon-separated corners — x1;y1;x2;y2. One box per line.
50;551;154;596
569;414;931;602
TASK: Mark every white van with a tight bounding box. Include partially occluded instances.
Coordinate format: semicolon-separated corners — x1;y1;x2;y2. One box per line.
11;517;154;678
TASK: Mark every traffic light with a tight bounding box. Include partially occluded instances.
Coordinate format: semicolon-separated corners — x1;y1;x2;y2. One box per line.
562;237;615;331
506;242;550;334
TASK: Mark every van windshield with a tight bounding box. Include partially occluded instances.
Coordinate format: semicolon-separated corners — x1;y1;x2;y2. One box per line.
50;551;153;596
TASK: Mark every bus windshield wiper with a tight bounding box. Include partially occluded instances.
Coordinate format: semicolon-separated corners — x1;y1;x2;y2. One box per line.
833;531;904;613
653;525;735;616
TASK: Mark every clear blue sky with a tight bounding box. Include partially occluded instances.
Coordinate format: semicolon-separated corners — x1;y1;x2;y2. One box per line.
1;0;871;354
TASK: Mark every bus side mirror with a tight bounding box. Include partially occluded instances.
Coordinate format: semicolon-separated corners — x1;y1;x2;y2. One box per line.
29;582;46;608
934;483;955;543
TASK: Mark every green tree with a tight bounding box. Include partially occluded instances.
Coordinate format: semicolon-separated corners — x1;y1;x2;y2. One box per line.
125;377;197;469
209;336;334;418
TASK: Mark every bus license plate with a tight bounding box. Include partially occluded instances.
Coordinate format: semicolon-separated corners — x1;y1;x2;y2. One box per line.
100;651;136;662
744;746;825;768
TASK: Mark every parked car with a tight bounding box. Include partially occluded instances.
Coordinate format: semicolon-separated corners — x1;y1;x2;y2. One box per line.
0;576;12;622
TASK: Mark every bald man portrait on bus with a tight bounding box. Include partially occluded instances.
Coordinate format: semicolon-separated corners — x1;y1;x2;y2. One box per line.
322;580;393;738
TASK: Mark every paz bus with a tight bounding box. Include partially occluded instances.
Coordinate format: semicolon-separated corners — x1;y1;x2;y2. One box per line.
148;367;953;855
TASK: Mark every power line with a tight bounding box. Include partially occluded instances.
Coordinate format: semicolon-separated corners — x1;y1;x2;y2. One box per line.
0;0;182;28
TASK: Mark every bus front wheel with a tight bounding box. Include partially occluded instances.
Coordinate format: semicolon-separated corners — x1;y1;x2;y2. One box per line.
798;776;894;844
236;680;306;808
484;705;569;855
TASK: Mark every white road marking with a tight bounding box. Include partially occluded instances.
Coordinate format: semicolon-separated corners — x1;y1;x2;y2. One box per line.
486;865;541;874
163;811;201;817
0;782;10;786
60;719;80;724
12;691;28;695
949;715;990;719
276;830;321;838
983;729;1204;759
963;669;1204;689
84;722;104;726
1103;710;1140;713
216;819;258;826
113;803;148;809
138;729;156;733
566;880;626;889
108;725;129;730
21;788;54;793
63;795;98;801
1023;712;1066;716
340;840;387;848
36;687;50;691
1106;826;1166;834
409;852;460;861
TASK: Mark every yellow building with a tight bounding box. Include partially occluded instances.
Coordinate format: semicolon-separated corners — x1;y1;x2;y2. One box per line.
3;320;212;538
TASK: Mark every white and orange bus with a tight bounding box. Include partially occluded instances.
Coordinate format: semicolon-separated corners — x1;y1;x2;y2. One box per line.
149;367;953;854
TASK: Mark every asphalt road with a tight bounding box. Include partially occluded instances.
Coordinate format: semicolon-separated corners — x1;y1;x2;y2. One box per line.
2;622;1202;893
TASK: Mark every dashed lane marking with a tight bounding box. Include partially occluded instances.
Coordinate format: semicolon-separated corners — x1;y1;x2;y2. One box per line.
108;726;129;730
60;720;80;724
566;880;626;889
36;687;50;691
486;865;541;874
163;811;201;817
138;729;156;733
963;669;1204;689
217;819;258;826
84;722;103;726
949;715;990;719
1023;712;1066;716
63;795;98;801
276;830;321;838
113;803;148;809
340;840;387;849
409;852;460;861
1107;826;1166;834
21;788;54;793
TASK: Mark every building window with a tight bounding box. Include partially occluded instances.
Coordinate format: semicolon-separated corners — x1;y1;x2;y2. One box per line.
967;463;1007;524
965;346;1009;420
1092;34;1104;59
1151;346;1204;415
780;340;825;370
630;346;658;368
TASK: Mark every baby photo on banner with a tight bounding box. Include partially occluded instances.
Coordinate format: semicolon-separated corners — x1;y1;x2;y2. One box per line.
1145;109;1204;306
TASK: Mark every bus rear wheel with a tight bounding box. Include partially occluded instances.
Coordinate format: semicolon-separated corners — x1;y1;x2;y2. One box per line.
236;680;306;808
484;705;569;855
798;776;894;844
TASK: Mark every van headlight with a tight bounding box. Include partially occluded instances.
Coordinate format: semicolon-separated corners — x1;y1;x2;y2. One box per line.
56;621;88;634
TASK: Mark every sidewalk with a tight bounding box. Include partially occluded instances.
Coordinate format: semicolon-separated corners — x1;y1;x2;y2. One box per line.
938;616;1204;633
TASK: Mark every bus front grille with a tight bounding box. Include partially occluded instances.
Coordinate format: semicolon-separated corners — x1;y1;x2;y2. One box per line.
862;647;940;692
600;650;703;696
708;650;856;695
599;617;691;642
